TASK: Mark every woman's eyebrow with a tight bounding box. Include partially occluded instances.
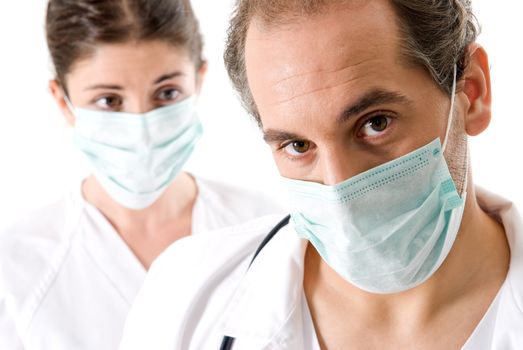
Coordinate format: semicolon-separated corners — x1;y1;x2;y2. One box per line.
84;84;123;91
153;71;185;85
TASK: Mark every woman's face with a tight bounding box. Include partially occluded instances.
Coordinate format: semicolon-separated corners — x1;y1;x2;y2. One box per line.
51;40;205;124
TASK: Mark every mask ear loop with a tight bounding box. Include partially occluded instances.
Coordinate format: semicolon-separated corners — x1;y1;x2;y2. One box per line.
442;65;457;152
63;94;76;114
441;65;468;198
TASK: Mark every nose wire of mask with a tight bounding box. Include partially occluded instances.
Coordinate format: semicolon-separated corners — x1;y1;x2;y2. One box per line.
66;96;202;210
283;65;467;294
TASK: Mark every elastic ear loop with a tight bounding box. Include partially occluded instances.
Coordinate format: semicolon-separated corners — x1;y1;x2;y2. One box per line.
63;94;75;114
442;65;457;152
441;65;468;197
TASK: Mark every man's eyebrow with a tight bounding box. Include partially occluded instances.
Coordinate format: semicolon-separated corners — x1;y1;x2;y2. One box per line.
153;71;184;85
263;130;307;144
262;89;410;144
338;89;411;124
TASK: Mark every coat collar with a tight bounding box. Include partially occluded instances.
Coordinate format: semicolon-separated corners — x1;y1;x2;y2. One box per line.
476;187;523;312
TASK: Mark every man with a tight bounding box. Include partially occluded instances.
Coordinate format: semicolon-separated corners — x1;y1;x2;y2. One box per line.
120;0;522;348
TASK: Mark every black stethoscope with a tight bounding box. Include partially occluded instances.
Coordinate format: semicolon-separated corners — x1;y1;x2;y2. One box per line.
219;215;291;350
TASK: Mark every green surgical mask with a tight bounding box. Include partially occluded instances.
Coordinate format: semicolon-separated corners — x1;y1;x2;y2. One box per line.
68;96;202;210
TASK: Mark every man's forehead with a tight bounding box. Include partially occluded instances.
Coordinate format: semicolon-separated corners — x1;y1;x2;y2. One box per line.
245;0;402;107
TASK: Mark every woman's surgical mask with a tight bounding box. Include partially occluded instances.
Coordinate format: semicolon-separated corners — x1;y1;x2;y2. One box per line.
283;66;467;294
67;96;202;210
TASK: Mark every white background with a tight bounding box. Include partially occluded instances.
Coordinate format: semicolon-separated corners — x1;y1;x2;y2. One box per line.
0;1;521;229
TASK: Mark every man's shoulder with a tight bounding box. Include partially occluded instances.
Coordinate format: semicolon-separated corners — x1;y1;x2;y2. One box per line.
145;214;287;301
120;214;287;349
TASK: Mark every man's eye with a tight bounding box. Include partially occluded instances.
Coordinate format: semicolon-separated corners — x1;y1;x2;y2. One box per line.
360;115;391;137
95;96;123;110
283;140;311;156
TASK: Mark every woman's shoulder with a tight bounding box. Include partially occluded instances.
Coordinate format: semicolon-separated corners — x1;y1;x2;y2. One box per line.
2;190;81;235
0;190;85;315
193;175;285;225
195;176;279;203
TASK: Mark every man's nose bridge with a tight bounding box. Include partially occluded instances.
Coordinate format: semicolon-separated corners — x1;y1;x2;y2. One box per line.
320;150;354;186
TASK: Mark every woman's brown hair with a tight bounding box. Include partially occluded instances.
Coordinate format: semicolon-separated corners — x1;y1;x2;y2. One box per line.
46;0;204;88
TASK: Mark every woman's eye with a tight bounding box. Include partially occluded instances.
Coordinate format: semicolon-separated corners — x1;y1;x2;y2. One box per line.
360;115;391;137
157;88;180;102
95;96;123;110
283;140;311;157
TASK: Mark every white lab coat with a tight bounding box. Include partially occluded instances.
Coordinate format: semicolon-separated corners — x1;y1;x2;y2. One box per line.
120;188;523;349
0;176;282;350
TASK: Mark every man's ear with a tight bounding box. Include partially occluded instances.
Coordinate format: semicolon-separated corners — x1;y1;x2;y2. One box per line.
49;80;75;127
461;44;492;136
195;61;208;95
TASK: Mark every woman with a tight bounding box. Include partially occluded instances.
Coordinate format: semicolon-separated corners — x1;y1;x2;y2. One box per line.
0;0;279;349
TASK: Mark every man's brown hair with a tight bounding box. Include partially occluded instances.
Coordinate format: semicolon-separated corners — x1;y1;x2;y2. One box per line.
224;0;479;125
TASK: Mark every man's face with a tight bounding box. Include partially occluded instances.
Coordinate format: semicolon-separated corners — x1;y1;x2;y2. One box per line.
245;0;457;185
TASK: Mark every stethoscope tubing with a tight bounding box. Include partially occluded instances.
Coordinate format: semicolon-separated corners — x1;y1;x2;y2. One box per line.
219;215;291;350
